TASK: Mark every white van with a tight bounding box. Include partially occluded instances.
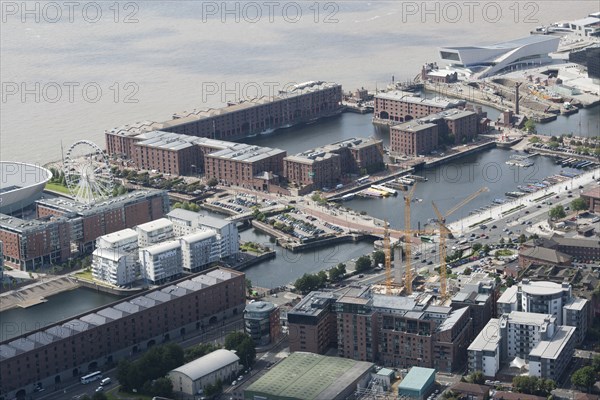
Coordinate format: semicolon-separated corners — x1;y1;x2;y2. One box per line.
100;378;111;386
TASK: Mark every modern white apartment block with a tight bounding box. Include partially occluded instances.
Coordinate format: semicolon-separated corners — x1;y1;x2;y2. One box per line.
96;228;139;254
179;230;219;273
468;311;575;380
93;228;140;286
496;280;588;343
467;318;502;377
136;218;174;248
563;298;589;345
167;209;239;258
91;248;137;286
139;240;182;284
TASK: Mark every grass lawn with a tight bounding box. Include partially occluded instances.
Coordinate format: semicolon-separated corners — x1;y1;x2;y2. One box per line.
45;182;71;195
74;270;114;288
496;249;514;256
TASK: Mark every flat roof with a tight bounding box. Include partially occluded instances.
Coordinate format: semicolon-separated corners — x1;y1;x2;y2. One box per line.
180;230;216;244
398;367;436;391
564;297;587;311
508;311;554;326
497;285;518;304
288;292;337;317
136;218;173;233
521;281;567;296
98;228;138;244
392;121;438;133
245;352;373;400
529;326;575;360
468;318;502;352
376;90;463;108
35;189;167;216
207;143;285;163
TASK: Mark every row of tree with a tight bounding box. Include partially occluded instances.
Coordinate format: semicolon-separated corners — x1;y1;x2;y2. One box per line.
116;343;183;397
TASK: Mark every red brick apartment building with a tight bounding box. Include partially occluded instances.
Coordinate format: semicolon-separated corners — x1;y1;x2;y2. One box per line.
106;82;342;156
0;267;245;400
204;144;286;190
443;109;479;144
287;288;473;372
35;190;169;254
130;131;235;176
287;292;338;354
283;152;341;191
581;187;600;212
391;122;439;156
284;138;384;191
0;215;71;270
374;90;465;123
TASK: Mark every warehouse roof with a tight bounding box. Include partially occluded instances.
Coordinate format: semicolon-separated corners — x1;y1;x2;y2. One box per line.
245;352;373;400
170;349;239;381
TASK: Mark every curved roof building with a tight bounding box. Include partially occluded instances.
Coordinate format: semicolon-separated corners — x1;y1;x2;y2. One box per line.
0;162;52;214
439;35;560;78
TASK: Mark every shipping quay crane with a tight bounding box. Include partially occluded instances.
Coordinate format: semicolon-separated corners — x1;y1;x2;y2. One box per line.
431;187;489;300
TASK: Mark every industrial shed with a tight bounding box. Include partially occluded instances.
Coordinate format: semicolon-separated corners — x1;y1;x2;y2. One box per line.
169;349;240;396
397;367;436;400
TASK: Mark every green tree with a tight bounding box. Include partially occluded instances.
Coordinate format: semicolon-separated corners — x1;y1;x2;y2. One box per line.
499;237;505;245
518;234;527;244
592;354;600;372
317;270;328;285
528;135;540;143
207;177;219;188
355;255;372;272
549;205;566;220
506;276;515;287
548;141;559;149
372;250;385;267
185;343;221;363
524;119;536;133
571;197;588;214
149;377;173;398
224;332;255;368
512;376;555;396
92;394;108;400
294;273;324;294
467;371;486;385
463;267;472;276
472;243;483;252
482;244;491;254
571;366;596;392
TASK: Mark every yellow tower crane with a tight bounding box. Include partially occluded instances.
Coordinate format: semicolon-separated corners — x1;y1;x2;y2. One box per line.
431;187;489;299
383;220;392;294
398;182;418;295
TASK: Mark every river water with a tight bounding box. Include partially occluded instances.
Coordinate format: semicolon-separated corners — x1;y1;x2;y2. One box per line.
2;1;598;164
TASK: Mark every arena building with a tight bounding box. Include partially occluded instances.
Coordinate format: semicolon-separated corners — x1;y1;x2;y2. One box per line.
0;162;52;215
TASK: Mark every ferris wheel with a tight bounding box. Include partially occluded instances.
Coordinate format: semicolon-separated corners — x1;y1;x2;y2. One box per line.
64;140;114;204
